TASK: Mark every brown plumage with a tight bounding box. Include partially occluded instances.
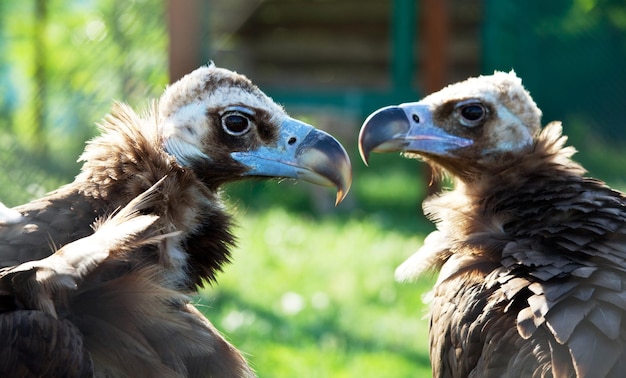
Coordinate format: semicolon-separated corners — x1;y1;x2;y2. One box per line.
0;64;352;377
359;71;626;377
0;183;163;377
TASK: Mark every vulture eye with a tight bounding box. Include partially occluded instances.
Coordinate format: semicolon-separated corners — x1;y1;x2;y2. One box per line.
222;112;252;136
457;102;487;127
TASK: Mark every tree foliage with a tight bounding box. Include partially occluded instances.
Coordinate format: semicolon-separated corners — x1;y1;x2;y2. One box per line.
0;0;167;205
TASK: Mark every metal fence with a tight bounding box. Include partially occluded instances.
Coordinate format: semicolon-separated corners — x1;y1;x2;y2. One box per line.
0;0;167;205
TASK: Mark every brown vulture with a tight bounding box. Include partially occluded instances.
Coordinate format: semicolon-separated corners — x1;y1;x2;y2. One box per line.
359;71;626;377
0;64;351;377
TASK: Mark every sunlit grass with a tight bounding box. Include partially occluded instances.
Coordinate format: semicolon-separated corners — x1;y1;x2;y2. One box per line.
197;207;435;377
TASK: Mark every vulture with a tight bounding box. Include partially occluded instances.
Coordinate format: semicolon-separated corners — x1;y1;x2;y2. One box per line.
0;64;352;377
359;71;626;377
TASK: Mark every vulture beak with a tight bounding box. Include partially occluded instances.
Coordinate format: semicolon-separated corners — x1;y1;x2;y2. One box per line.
231;117;352;205
358;103;473;165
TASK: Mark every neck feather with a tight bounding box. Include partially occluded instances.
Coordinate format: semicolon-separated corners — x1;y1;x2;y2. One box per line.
74;102;235;288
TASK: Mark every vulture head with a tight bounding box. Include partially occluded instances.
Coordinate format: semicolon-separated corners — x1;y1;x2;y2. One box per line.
158;64;351;204
359;71;542;182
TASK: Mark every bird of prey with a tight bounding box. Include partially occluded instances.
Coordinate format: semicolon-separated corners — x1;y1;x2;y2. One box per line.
359;71;626;377
1;64;352;377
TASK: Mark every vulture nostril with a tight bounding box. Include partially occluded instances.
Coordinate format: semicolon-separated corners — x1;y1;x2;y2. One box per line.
412;114;420;123
288;137;297;145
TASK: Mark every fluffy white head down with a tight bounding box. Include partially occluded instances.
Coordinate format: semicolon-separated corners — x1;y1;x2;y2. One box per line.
160;101;212;166
422;70;543;153
157;65;288;166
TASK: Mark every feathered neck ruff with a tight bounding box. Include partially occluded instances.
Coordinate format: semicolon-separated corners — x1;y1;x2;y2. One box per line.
397;122;607;281
76;101;175;201
451;121;586;199
72;102;236;288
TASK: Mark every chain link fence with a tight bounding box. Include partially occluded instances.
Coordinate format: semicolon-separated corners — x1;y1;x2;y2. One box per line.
0;0;167;206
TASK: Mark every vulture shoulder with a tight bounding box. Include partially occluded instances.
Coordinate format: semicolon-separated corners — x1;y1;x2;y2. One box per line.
0;311;93;377
360;71;626;377
0;182;162;377
0;181;254;377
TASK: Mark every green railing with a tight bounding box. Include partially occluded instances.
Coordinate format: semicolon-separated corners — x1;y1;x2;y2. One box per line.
483;0;626;141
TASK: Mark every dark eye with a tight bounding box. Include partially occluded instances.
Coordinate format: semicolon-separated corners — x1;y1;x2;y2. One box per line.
222;113;252;136
457;102;487;127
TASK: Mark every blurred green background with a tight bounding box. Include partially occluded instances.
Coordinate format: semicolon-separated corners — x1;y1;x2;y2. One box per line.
1;1;626;377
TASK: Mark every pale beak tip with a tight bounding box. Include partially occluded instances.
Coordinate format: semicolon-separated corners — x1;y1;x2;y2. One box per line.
335;188;348;206
358;146;370;166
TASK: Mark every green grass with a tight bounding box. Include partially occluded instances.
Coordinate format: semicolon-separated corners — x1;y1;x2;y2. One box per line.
196;207;435;377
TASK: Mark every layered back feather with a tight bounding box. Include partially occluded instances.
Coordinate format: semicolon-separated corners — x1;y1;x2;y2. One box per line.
0;185;163;377
0;181;252;377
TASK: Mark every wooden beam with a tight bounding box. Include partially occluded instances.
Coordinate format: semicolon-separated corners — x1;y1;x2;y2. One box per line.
167;0;202;83
420;0;449;195
421;0;449;93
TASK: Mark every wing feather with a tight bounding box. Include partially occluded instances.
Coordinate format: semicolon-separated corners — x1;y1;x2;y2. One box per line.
0;310;93;377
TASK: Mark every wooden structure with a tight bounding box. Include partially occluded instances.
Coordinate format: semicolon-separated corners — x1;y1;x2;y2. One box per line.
168;0;482;118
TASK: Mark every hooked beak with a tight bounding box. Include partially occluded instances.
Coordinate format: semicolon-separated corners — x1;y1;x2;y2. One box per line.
231;117;352;205
358;103;473;165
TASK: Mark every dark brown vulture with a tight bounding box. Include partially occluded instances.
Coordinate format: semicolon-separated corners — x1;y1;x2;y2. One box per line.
359;71;626;377
0;64;352;377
